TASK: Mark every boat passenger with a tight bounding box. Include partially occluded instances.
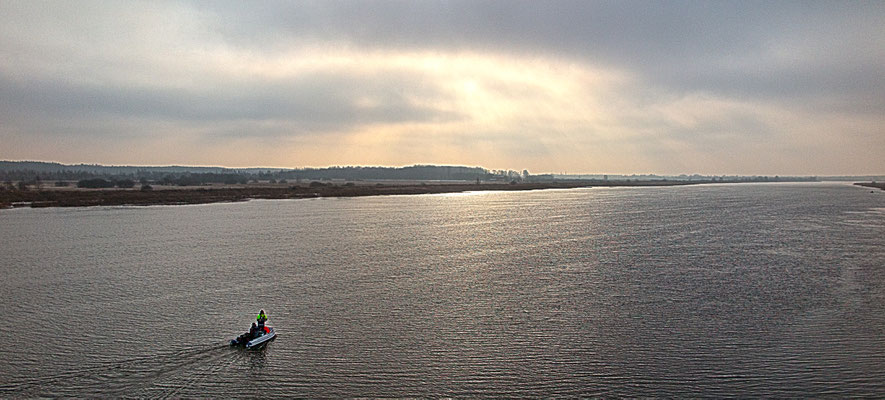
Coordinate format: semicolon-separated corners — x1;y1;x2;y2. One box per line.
249;322;258;338
257;309;268;329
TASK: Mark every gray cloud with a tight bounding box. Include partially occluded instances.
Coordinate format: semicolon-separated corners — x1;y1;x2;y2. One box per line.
1;0;883;173
0;70;461;135
198;1;885;102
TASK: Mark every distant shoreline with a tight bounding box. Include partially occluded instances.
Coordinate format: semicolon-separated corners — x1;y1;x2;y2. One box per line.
0;180;725;209
855;182;885;191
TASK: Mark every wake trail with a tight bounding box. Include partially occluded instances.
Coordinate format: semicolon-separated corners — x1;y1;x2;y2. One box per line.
0;343;229;393
155;349;244;399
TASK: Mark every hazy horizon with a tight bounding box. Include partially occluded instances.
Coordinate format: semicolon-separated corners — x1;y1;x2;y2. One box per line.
2;1;883;175
5;159;884;178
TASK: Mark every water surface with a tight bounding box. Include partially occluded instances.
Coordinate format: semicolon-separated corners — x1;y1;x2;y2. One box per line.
1;183;883;397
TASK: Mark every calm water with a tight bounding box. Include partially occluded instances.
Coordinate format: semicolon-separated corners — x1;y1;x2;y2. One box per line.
1;183;883;397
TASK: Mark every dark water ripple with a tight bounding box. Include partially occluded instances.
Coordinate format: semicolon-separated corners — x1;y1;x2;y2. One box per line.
1;183;883;397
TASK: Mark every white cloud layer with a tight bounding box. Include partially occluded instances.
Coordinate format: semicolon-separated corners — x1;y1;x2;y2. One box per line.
1;1;883;174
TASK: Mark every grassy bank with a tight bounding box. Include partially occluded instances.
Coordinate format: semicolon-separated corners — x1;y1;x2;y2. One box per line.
855;182;885;191
0;180;720;209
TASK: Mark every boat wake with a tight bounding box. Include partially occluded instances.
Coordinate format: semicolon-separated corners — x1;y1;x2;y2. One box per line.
0;343;245;397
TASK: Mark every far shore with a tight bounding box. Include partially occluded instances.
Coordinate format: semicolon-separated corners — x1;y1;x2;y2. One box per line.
855;182;885;191
0;180;729;209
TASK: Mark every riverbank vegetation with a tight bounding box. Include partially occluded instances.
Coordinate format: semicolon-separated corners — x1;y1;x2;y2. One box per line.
855;182;885;191
0;179;752;209
0;182;595;209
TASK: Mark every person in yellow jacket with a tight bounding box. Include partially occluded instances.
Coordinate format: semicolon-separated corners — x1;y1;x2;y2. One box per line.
256;309;268;332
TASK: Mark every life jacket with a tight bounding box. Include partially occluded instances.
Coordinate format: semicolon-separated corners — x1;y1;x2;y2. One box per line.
263;326;270;334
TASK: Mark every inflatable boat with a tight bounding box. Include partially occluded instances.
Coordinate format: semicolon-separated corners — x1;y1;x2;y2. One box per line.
230;326;276;349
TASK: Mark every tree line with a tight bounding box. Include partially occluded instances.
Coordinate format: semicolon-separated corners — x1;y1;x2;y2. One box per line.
0;163;527;188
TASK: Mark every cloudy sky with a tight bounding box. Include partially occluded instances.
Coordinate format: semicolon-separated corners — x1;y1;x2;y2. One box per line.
1;1;883;174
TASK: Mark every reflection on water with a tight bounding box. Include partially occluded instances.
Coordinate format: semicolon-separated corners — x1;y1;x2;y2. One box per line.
0;183;883;397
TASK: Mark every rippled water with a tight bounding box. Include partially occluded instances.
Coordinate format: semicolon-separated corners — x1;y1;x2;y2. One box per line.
1;183;883;397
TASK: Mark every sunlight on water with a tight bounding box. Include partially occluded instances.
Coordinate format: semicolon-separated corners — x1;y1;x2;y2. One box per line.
427;190;502;197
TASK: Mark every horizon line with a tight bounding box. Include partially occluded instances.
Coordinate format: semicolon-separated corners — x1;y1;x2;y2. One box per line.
1;159;883;178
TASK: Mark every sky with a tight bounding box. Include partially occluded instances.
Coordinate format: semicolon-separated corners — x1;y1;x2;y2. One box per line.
1;1;883;175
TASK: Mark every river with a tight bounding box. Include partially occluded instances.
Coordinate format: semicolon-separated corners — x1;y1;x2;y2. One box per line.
1;182;883;397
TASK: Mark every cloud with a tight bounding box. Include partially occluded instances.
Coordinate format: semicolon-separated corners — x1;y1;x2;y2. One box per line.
0;71;459;132
0;1;883;173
